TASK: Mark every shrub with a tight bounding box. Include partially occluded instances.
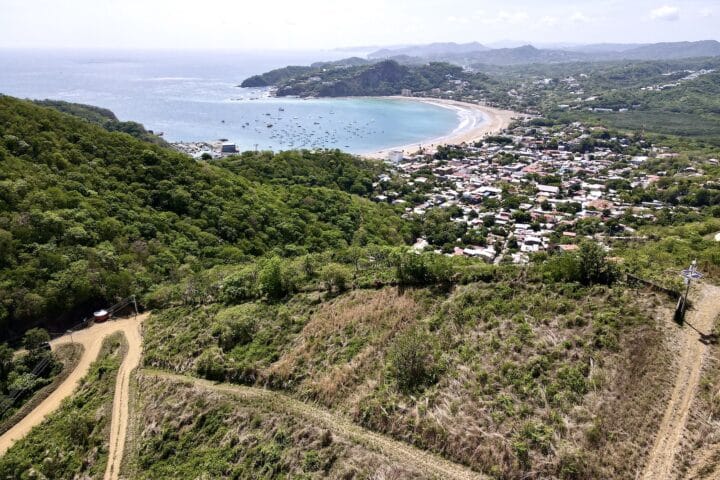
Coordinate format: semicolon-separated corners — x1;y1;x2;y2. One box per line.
557;448;589;479
538;242;617;286
221;266;258;303
258;257;296;300
393;252;453;286
319;263;352;293
195;347;226;381
388;329;439;393
215;306;256;352
23;328;50;352
302;450;321;472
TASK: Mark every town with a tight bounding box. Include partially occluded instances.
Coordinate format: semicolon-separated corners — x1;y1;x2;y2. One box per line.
374;119;714;264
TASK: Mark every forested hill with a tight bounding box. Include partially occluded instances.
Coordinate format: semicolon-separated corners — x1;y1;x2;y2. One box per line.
34;99;167;145
0;96;408;338
242;60;489;97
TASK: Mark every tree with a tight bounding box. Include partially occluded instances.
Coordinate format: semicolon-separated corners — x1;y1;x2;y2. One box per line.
259;257;295;300
393;252;452;286
578;242;616;286
0;344;13;382
319;263;352;293
23;328;50;352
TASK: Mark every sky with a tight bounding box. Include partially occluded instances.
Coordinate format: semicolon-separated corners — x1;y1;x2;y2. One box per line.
0;0;718;50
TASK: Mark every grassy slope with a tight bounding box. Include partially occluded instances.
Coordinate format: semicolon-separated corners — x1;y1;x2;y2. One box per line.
143;275;677;479
125;373;432;480
0;333;125;479
613;219;720;288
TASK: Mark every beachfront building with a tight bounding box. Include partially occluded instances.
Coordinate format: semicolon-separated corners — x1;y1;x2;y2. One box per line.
220;142;239;156
388;150;404;164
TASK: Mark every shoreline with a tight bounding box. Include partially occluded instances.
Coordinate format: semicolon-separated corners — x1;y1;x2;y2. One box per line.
359;97;518;159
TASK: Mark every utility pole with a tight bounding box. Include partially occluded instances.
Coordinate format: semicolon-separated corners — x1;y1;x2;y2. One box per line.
132;295;139;317
679;259;703;322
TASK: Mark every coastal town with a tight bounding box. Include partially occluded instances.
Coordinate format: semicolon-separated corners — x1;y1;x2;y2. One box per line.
373;119;713;264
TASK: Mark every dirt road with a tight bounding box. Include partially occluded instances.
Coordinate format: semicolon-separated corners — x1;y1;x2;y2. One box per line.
104;315;144;480
144;370;488;480
0;314;146;461
643;284;720;479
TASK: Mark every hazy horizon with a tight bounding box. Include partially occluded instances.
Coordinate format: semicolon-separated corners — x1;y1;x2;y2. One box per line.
1;0;718;51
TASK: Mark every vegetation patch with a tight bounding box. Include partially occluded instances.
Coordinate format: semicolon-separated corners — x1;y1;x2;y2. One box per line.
125;373;431;479
0;328;63;425
0;333;126;479
0;342;82;436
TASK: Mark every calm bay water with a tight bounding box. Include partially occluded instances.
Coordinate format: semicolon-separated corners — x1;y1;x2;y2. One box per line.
0;49;460;153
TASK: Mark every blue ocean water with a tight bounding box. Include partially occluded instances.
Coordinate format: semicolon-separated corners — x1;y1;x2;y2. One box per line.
0;49;460;154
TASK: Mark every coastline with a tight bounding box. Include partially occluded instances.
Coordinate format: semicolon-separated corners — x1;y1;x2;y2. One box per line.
360;97;518;159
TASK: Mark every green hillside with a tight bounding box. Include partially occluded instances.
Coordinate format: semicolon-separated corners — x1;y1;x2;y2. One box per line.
251;60;487;98
0;96;408;337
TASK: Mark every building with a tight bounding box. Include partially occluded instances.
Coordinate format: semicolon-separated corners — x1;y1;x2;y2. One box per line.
387;150;404;164
220;142;239;155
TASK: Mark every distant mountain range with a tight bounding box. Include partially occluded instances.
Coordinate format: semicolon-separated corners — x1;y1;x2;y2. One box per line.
367;40;720;66
368;42;489;60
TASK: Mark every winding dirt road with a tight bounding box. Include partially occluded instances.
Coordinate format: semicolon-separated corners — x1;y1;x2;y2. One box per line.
1;312;485;480
643;284;720;479
144;370;488;480
104;315;144;480
0;314;146;469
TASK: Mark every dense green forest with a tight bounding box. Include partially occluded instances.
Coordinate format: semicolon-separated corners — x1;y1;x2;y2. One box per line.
34;100;167;145
0;96;409;338
244;60;488;98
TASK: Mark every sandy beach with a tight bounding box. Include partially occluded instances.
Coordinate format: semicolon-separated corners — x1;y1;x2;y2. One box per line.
362;97;518;159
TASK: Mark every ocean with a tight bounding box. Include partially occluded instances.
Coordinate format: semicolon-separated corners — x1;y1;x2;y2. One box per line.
0;49;460;154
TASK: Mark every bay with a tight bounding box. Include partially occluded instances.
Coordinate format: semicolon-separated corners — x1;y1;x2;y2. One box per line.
0;49;460;154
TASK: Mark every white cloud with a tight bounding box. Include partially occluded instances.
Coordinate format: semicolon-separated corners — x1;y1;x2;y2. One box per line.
478;10;530;25
447;15;469;24
500;11;530;24
569;12;590;24
650;5;680;21
540;16;559;27
700;8;712;17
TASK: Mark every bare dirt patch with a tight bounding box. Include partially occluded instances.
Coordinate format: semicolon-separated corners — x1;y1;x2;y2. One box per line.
642;284;720;479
